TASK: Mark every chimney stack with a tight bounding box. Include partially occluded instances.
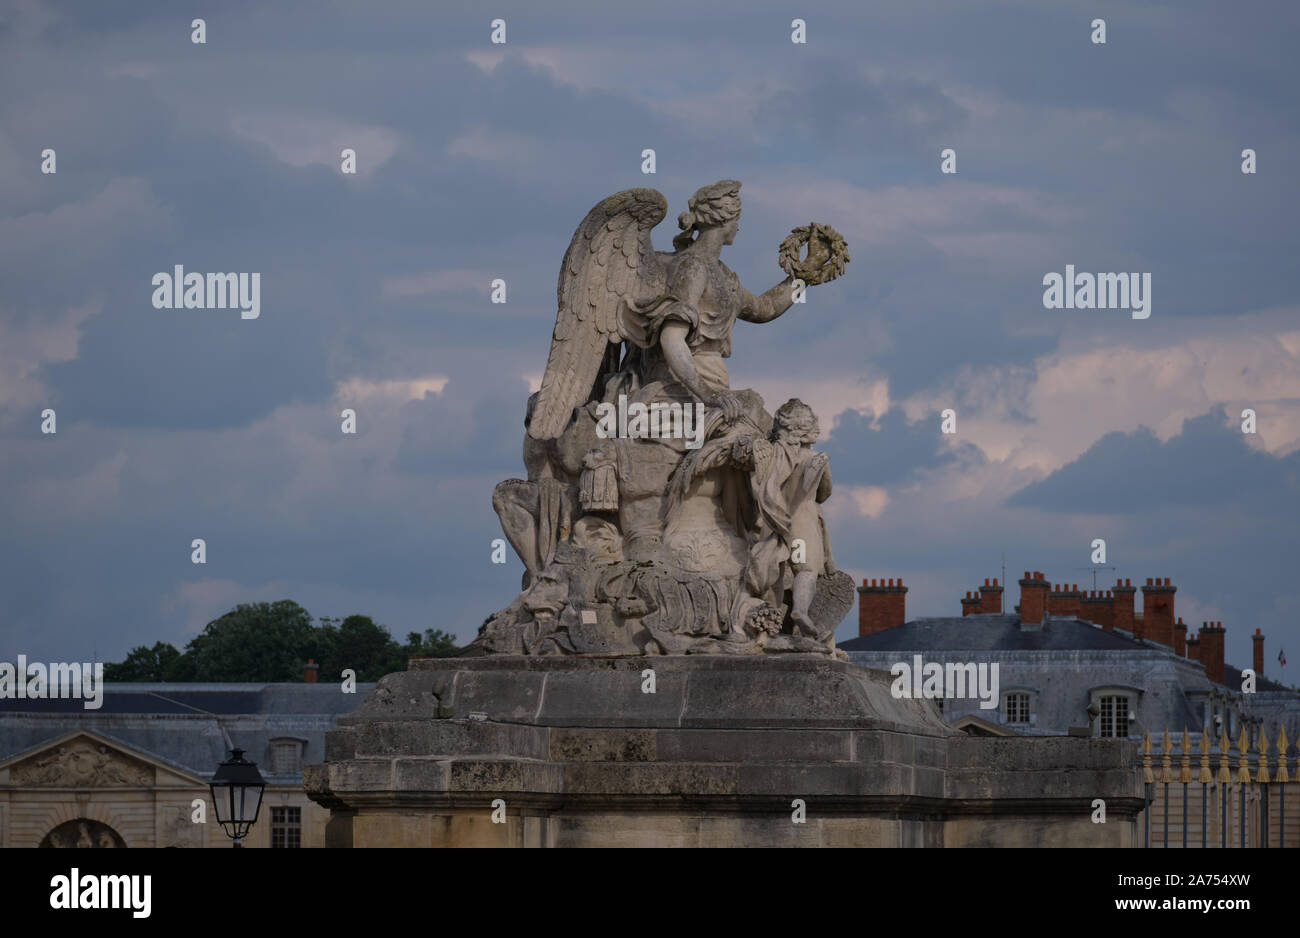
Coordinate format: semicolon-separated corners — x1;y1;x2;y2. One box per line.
1112;578;1137;635
1018;572;1050;625
304;658;319;684
1048;583;1082;618
858;578;907;636
978;578;1004;614
1253;628;1265;679
1185;631;1201;662
1199;621;1226;685
1174;617;1187;657
1080;589;1114;629
1141;577;1177;648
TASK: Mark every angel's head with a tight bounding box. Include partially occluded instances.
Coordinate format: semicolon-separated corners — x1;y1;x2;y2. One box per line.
771;398;820;445
673;179;742;250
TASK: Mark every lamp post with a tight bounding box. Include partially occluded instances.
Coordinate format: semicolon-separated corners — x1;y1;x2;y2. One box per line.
210;748;265;848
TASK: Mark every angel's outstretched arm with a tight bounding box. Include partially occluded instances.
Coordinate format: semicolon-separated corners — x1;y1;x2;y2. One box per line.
738;277;799;324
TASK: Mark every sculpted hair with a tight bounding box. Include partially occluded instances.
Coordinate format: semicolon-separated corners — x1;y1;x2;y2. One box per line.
673;179;742;250
772;398;820;444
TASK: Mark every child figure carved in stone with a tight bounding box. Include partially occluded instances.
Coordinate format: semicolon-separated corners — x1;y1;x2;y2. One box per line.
738;398;835;640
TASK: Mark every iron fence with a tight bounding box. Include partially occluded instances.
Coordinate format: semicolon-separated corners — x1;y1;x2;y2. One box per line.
1135;727;1292;847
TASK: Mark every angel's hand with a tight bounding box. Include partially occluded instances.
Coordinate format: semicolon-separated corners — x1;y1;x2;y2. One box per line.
709;391;745;423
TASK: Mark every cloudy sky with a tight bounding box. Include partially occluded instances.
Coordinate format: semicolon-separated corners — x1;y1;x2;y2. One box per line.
2;0;1297;676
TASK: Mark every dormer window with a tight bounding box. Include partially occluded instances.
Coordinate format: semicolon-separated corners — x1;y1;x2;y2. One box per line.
268;738;304;774
1099;695;1130;738
1004;692;1031;725
1087;686;1141;739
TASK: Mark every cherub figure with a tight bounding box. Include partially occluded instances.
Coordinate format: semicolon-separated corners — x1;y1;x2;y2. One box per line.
737;399;835;639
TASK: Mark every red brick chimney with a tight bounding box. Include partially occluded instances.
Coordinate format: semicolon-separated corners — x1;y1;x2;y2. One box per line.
961;591;980;616
1018;572;1049;625
304;658;319;683
978;578;1004;613
858;578;907;636
1080;589;1113;629
1048;583;1082;618
1185;631;1200;662
1112;578;1136;635
1199;621;1226;685
1141;577;1176;648
1174;617;1187;657
1253;628;1265;679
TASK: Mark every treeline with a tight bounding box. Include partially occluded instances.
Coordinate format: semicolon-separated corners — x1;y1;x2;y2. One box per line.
104;600;460;683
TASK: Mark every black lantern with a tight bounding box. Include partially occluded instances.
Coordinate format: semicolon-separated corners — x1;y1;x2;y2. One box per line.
210;748;265;847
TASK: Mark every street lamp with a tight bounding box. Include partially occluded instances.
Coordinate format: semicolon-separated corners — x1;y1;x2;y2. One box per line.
210;748;265;847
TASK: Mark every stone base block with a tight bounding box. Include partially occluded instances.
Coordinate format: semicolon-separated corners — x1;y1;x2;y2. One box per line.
305;656;1143;847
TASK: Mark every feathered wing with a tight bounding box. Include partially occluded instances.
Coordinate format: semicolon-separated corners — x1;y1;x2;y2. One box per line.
528;188;668;441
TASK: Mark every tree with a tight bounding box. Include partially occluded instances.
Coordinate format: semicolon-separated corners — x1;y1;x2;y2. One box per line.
103;602;464;682
404;628;461;658
104;642;183;682
316;615;408;683
183;600;317;682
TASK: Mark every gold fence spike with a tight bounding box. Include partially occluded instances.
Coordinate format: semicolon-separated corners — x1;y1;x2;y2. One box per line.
1237;727;1251;784
1218;729;1231;785
1142;731;1154;784
1257;727;1271;784
1198;730;1212;784
1180;728;1192;783
1160;727;1174;783
1278;725;1291;784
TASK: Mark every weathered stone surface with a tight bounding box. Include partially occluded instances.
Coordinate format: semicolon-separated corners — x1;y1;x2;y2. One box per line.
305;655;1143;847
482;183;855;659
548;728;658;762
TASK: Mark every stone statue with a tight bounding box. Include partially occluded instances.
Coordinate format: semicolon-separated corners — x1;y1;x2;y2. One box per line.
481;180;854;657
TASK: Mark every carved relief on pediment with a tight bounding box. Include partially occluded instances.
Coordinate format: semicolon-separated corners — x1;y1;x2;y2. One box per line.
11;738;154;787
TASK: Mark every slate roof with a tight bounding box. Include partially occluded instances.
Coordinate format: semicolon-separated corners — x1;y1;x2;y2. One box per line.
1225;666;1292;694
840;617;1298;698
838;614;1151;653
0;683;367;715
0;683;373;782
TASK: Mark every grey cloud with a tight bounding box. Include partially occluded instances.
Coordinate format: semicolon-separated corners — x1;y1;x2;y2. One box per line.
1008;408;1298;513
823;407;986;487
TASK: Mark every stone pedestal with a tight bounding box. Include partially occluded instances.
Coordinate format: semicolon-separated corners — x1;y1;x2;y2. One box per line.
304;656;1143;847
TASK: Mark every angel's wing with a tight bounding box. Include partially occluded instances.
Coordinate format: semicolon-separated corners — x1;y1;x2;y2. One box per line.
528;188;668;441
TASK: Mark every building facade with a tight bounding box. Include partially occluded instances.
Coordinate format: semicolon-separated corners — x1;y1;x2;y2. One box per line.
841;572;1300;745
0;681;372;848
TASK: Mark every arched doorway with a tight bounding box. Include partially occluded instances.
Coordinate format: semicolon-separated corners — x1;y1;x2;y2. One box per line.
39;818;126;848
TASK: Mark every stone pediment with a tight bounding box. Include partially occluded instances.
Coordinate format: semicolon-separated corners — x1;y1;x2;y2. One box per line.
4;732;170;788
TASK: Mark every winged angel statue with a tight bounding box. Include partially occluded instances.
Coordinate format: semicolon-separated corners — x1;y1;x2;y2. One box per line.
479;180;857;657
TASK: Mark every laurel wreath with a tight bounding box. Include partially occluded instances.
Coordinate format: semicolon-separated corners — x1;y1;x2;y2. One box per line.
778;222;850;286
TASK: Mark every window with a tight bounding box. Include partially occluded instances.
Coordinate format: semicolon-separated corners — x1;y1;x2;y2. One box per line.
1004;692;1030;725
269;739;303;774
1099;695;1129;738
270;806;301;848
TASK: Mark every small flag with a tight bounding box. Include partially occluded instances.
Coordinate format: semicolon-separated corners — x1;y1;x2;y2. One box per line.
1279;648;1287;668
